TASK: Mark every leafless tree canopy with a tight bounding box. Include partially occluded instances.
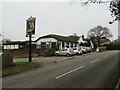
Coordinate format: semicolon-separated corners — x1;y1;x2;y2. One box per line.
87;25;113;39
2;38;11;44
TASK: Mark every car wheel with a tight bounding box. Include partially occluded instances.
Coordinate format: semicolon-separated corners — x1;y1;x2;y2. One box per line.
56;53;58;56
80;53;82;55
66;53;70;57
82;51;85;54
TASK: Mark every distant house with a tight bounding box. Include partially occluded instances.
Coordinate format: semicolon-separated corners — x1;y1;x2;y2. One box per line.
36;34;88;50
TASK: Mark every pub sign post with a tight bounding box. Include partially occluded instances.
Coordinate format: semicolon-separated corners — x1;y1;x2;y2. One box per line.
26;16;36;62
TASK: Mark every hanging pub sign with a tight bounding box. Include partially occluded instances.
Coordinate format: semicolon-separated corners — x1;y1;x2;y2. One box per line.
26;16;36;35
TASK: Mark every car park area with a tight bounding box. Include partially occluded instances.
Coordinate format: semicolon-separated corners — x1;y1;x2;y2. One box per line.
14;48;93;65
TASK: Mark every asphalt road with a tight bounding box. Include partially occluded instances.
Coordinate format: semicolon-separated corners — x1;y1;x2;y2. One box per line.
2;50;120;88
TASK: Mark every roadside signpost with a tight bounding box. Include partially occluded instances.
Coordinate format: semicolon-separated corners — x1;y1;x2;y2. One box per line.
26;16;36;62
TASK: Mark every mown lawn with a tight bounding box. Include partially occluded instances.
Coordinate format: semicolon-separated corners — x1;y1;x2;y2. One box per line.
2;62;41;76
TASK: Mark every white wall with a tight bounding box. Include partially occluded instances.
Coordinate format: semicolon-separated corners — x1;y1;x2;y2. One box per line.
4;44;19;49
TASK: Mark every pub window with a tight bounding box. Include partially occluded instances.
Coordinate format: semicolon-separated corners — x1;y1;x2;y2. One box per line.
70;43;73;48
74;43;77;47
66;42;69;48
46;42;50;48
52;42;57;49
62;42;64;49
15;44;19;49
41;42;46;49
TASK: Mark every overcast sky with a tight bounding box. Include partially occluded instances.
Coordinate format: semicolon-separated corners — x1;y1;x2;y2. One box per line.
0;0;118;41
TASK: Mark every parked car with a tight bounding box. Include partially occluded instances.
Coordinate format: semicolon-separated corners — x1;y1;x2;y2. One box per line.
55;48;75;56
80;47;87;54
84;47;92;53
73;48;83;55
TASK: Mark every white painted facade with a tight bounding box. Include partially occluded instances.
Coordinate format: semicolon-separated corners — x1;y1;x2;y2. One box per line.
4;44;19;49
36;38;58;49
36;35;91;50
36;37;85;50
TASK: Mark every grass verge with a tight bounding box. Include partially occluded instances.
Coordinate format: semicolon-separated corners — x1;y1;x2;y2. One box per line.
2;62;41;77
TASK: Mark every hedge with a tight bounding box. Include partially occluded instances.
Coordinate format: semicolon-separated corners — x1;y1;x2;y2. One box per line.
99;46;106;52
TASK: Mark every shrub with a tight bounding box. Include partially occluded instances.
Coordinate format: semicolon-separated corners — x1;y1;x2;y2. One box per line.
44;48;56;57
2;54;13;68
106;43;120;50
99;46;106;52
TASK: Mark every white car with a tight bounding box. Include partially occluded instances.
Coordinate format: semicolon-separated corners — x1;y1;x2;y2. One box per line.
80;47;87;54
84;47;92;53
73;48;83;55
55;48;75;56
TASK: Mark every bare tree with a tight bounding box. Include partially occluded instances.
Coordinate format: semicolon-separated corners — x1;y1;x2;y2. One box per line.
2;38;11;44
88;25;112;38
87;25;112;45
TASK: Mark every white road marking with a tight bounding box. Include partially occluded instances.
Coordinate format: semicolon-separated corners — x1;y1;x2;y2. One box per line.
90;58;101;63
56;66;84;79
104;55;109;58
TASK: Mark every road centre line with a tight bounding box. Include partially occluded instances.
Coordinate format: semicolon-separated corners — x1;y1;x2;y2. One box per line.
56;66;84;79
104;55;109;58
90;58;101;63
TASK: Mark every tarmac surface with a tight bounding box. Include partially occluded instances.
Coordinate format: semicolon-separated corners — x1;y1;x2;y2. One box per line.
2;51;120;88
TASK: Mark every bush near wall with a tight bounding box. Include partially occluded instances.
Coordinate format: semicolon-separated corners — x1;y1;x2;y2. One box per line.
99;46;106;52
106;43;120;50
2;54;13;68
44;48;56;57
